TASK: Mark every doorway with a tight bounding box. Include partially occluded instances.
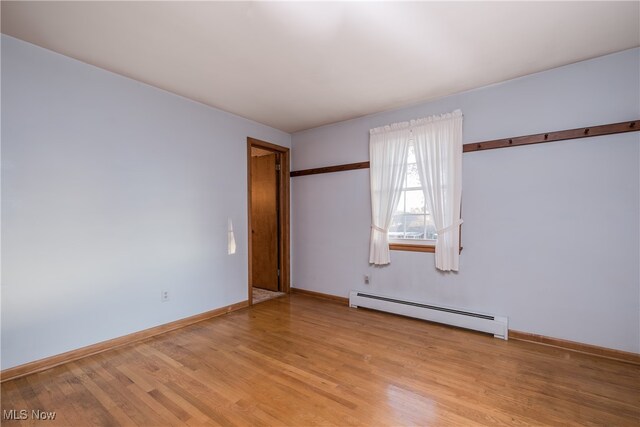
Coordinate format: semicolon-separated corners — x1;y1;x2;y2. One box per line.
247;137;290;305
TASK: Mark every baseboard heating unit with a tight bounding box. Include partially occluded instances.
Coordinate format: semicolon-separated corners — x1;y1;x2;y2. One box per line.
349;291;508;340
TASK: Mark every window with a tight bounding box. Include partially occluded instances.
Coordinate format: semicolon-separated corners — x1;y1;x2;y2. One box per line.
389;143;437;248
369;109;462;267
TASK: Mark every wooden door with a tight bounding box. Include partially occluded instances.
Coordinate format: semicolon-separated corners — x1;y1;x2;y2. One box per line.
251;153;279;291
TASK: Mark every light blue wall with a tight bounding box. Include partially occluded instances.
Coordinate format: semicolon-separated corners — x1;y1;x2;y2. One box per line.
1;35;290;369
291;48;640;353
3;34;638;367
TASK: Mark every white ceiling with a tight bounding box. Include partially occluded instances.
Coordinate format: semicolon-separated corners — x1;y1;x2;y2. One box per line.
2;1;639;133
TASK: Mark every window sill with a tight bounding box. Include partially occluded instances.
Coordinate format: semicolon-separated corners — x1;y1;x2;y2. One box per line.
389;243;464;253
389;243;435;253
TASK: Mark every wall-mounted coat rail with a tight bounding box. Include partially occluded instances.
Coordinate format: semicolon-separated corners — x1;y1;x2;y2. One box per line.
290;119;638;178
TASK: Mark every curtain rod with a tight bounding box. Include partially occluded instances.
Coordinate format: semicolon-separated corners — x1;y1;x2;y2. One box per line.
290;119;638;178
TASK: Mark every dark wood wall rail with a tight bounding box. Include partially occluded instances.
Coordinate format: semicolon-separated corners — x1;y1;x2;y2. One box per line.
290;119;639;178
290;161;370;177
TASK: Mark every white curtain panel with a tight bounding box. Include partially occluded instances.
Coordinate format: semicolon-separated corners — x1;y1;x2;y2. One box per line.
413;110;464;271
368;125;410;265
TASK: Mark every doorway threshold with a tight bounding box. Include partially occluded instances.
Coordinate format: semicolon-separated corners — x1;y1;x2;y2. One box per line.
252;287;286;304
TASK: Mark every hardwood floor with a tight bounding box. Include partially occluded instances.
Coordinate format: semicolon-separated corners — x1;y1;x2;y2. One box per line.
2;294;639;426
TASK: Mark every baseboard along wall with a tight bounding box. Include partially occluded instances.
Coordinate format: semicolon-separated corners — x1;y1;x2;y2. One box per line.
292;287;640;365
290;287;349;304
4;289;638;383
508;330;639;365
0;300;249;383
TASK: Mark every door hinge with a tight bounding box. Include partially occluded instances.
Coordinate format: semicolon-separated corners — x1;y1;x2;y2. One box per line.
276;164;281;171
277;269;280;277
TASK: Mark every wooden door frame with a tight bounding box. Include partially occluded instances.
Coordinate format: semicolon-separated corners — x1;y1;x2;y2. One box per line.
247;137;290;305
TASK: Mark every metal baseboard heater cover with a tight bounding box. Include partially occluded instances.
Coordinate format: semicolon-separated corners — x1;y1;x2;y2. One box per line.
349;291;508;340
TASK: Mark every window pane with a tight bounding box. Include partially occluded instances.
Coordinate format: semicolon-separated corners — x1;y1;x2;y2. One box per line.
405;190;425;214
404;215;426;239
407;143;416;164
425;215;438;240
394;191;406;214
389;214;406;239
406;163;420;188
389;213;437;242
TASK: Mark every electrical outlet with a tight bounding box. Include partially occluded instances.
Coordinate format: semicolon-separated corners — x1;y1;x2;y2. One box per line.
161;290;169;302
364;275;370;285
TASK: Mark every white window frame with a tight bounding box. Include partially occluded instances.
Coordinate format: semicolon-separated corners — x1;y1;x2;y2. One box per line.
388;141;437;247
